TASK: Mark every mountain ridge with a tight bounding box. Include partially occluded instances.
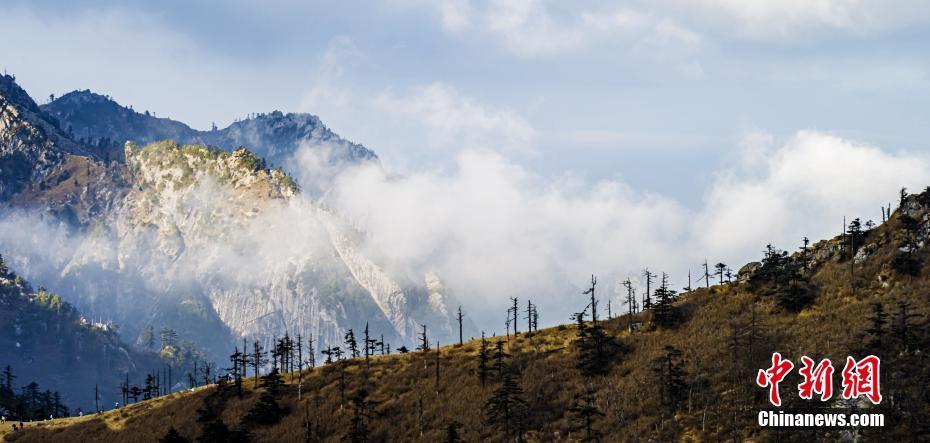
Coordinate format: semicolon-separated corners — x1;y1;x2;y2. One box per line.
42;89;377;176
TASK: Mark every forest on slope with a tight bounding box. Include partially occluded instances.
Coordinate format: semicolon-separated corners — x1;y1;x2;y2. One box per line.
0;254;172;414
4;188;930;442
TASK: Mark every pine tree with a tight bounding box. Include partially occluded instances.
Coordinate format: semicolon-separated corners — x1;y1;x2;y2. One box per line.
866;302;888;350
484;372;527;441
569;386;604;443
444;421;465;443
244;374;287;425
364;323;378;368
574;309;612;377
651;273;679;328
345;329;360;359
477;332;490;386
344;389;377;443
651;345;687;413
252;341;266;387
510;297;519;335
260;368;285;396
160;427;190;443
715;263;727;285
492;340;509;379
229;347;244;397
892;300;920;353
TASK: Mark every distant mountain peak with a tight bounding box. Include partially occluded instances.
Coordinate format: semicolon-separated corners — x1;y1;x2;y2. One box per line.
43;89;378;177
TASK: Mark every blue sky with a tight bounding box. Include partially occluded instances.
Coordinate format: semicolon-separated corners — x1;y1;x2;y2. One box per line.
5;1;930;313
4;1;929;193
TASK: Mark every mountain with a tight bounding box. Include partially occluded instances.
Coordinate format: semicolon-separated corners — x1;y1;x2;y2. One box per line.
41;90;377;179
0;74;471;367
0;75;127;225
5;189;929;441
0;254;162;414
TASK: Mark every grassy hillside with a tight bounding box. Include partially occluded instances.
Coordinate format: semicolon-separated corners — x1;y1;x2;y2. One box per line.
5;191;930;442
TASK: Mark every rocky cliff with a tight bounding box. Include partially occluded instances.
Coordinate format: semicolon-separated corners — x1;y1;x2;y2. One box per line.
1;76;471;365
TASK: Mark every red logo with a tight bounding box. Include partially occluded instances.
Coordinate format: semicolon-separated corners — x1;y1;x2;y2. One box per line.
841;355;882;404
797;356;834;401
756;352;794;406
758;353;882;406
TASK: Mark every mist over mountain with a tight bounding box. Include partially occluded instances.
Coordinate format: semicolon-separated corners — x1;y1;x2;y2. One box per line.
0;74;471;369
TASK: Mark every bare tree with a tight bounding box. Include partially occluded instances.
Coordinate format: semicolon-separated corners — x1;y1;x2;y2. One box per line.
642;269;654;309
582;275;598;327
623;278;636;332
456;306;464;345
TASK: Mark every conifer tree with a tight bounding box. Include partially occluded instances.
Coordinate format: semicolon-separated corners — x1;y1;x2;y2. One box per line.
866;302;888;349
651;345;687;413
159;427;189;443
493;340;509;379
484;372;527;442
229;347;244;396
244;370;287;425
569;386;604;443
249;341;265;387
444;421;465;443
651;273;679;328
510;297;519;334
892;300;920;353
477;332;490;386
345;329;360;359
345;389;376;443
715;263;727;285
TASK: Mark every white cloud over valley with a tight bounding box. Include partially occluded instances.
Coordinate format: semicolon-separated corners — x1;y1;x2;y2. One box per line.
287;129;930;325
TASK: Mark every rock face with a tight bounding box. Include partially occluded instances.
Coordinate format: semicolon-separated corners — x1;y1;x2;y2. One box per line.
0;75;472;363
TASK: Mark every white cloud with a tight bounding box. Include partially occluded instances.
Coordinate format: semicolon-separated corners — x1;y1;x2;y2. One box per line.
300;41;537;170
438;0;474;32
373;82;535;154
694;131;930;260
674;0;930;41
430;0;702;58
289;129;930;323
426;0;930;54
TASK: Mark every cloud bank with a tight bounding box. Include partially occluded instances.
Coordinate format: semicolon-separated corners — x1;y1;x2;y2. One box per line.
293;130;930;325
